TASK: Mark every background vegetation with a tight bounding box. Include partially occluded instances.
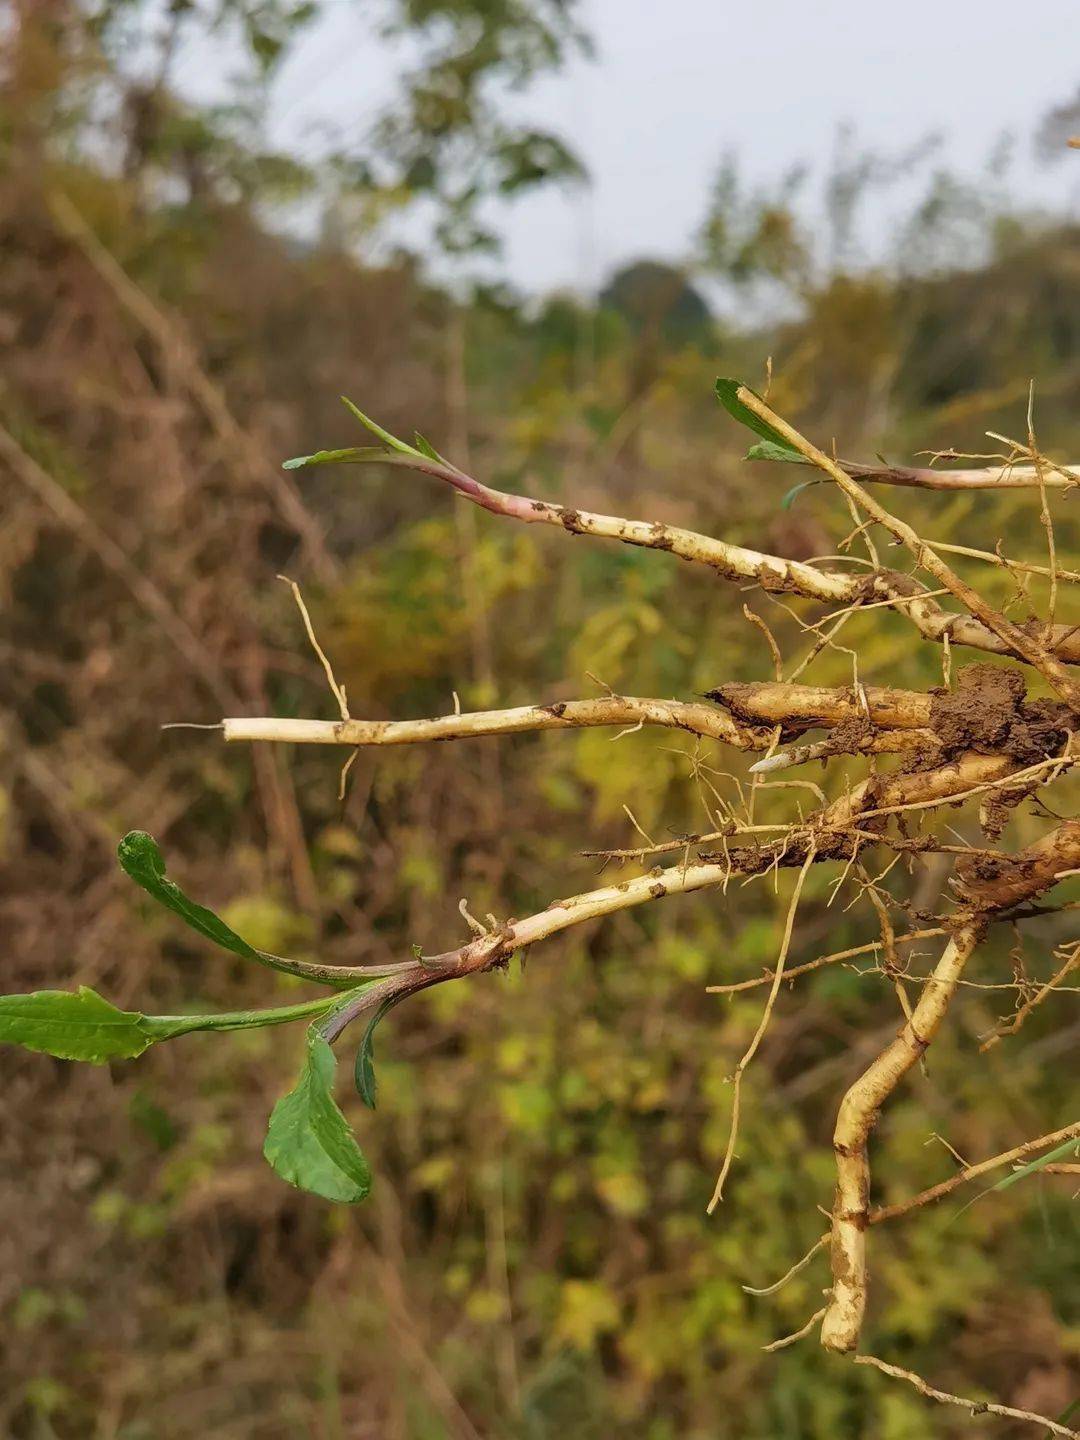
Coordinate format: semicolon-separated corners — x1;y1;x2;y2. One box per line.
1;4;1077;1436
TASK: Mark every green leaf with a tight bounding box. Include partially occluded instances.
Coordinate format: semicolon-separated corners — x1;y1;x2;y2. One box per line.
714;378;800;457
0;985;339;1065
781;480;820;510
142;995;335;1042
0;977;343;1098
264;1032;372;1203
0;987;152;1062
353;991;410;1109
990;1134;1079;1192
282;446;391;470
119;833;354;988
746;439;808;465
952;1132;1080;1223
412;432;447;465
117;831;261;962
340;397;420;456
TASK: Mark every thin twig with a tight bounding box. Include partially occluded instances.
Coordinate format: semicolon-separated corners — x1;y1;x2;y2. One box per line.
707;929;945;995
736;386;1080;709
707;847;816;1212
742;604;784;680
980;941;1080;1051
854;1354;1080;1438
1027;382;1060;636
762;1306;827;1353
279;575;349;720
743;1234;828;1297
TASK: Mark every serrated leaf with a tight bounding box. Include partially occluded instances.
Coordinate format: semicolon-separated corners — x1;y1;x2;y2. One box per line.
354;990;410;1109
117;831;261;962
264;1032;372;1203
746;439;809;465
715;378;800;457
282;446;392;470
0;987;152;1062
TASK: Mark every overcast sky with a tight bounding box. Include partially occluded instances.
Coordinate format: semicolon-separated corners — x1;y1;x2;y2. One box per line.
176;0;1080;296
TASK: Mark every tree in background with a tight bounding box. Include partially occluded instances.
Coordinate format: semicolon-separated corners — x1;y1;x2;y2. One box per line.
6;0;588;251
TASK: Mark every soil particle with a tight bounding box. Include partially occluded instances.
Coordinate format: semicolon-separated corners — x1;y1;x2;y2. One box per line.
755;561;803;595
930;664;1068;763
827;716;875;755
953;851;1038;907
979;786;1031;841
